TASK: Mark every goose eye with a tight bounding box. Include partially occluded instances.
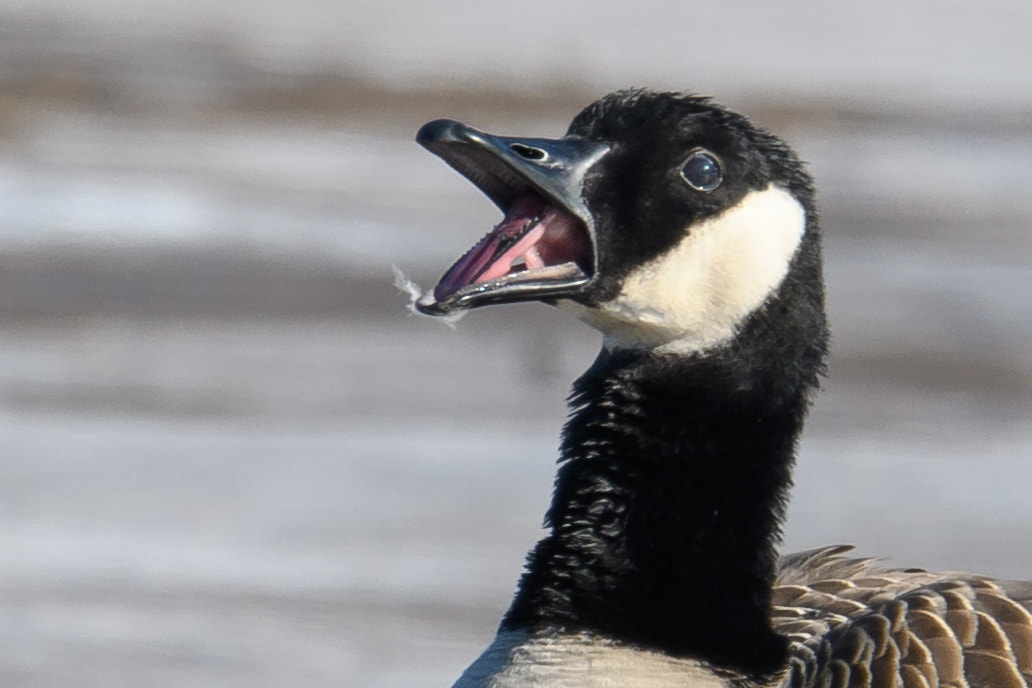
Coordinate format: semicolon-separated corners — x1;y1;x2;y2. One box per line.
680;150;722;192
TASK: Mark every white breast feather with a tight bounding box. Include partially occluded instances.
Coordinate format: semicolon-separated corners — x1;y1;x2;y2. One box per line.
451;630;730;688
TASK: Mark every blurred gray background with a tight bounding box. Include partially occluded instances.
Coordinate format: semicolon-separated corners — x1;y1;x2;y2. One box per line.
0;1;1029;686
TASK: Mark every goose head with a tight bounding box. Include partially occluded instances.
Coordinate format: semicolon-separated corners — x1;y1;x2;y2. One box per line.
416;89;825;359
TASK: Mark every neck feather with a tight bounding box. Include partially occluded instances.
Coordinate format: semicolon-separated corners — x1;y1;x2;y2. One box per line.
502;327;822;677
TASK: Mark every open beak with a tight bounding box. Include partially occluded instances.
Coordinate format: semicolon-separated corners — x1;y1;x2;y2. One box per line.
414;119;608;315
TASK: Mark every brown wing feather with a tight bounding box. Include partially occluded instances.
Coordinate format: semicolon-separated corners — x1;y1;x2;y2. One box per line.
775;547;1032;688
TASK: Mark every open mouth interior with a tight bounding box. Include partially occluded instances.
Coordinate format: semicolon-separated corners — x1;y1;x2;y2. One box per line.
433;189;594;304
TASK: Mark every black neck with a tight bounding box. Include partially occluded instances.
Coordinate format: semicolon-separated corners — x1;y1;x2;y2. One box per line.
502;327;822;677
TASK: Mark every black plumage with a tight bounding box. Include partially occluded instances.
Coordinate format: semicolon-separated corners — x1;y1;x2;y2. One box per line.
504;337;820;677
413;89;1031;688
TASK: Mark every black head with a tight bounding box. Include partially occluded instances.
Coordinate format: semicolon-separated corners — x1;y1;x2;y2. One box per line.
416;89;825;358
566;91;817;298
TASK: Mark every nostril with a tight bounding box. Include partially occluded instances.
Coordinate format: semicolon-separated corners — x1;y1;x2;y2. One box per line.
510;143;548;161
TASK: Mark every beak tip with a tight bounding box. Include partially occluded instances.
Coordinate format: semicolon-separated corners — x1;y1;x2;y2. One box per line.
416;119;467;148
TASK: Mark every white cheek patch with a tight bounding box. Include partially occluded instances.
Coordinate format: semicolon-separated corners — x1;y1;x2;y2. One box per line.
562;186;806;354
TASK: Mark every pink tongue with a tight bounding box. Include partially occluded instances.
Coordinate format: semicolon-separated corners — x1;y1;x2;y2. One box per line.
433;192;549;302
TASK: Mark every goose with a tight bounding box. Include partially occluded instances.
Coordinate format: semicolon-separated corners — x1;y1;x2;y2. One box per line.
411;90;1032;688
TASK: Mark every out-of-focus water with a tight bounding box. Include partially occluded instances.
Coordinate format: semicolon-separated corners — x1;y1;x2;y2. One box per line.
0;2;1030;686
